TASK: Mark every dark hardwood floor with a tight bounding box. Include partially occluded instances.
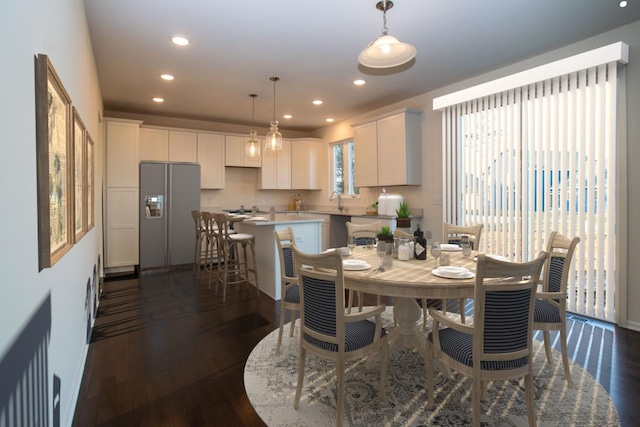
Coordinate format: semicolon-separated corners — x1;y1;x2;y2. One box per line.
73;268;640;426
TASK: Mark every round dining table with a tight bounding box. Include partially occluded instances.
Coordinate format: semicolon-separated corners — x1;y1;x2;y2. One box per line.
342;246;478;361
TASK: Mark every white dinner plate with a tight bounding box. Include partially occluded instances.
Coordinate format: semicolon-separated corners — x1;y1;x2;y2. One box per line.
440;244;463;252
432;266;475;279
343;259;368;267
343;262;372;271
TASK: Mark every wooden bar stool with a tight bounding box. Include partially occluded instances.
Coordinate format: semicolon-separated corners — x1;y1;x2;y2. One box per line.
212;213;260;302
191;210;207;281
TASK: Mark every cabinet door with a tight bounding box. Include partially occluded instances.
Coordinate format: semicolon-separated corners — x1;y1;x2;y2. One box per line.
291;139;321;189
259;139;290;189
139;128;169;161
243;137;262;167
276;139;291;188
259;146;277;189
106;120;140;187
377;113;407;186
106;187;139;267
225;135;244;166
353;121;378;187
169;130;197;162
198;133;225;189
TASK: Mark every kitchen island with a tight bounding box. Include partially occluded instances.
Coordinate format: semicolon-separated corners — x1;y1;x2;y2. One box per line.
234;215;323;300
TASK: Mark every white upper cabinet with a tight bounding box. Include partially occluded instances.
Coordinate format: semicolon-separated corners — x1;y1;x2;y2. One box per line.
169;130;197;162
139;127;169;161
225;135;262;167
352;108;422;187
106;119;141;187
259;139;291;189
140;128;197;163
291;138;322;190
198;133;225;189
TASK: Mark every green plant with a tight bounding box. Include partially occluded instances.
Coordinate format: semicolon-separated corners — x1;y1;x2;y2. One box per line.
368;201;379;208
395;201;411;218
378;225;393;237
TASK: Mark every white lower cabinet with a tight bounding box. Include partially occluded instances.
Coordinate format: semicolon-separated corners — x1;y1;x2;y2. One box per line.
105;187;139;268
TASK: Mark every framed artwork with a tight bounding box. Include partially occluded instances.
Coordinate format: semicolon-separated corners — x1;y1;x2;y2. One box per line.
73;108;87;242
86;132;95;230
35;54;73;270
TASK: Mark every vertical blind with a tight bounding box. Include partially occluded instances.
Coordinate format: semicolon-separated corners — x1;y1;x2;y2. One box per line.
442;62;618;322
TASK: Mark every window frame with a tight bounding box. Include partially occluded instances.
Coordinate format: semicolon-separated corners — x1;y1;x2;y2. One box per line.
329;139;359;197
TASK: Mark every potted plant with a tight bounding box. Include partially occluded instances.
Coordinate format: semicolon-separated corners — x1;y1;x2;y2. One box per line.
377;226;394;243
366;201;378;216
395;201;411;228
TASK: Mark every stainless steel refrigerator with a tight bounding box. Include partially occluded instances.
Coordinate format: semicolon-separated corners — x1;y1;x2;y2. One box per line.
139;161;200;270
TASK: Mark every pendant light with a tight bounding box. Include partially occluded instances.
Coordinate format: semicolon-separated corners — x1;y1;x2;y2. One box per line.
246;94;260;158
358;1;416;69
265;76;283;152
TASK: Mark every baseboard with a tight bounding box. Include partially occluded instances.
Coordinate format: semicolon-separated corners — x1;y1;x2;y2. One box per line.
626;320;640;332
63;343;89;427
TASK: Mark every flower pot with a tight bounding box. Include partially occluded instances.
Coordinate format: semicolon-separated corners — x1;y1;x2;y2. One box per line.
396;217;411;228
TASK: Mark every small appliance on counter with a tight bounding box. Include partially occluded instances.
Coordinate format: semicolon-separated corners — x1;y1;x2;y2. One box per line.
377;189;403;216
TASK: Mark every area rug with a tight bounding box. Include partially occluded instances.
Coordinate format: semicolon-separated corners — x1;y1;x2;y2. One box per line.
244;309;620;426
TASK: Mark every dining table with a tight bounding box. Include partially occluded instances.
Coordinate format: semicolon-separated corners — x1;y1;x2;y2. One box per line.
342;246;478;367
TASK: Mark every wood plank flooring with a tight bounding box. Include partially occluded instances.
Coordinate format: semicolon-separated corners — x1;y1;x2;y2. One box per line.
73;268;640;426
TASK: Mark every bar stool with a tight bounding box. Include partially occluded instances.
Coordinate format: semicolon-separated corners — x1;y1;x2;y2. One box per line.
191;210;207;281
200;212;221;287
212;213;260;302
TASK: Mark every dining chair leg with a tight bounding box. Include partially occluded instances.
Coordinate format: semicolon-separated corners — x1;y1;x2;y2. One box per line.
288;311;296;337
248;239;260;298
336;360;345;427
293;347;306;409
379;337;388;400
425;339;433;409
422;298;428;330
525;372;537;427
560;327;573;388
276;308;286;356
459;298;466;323
472;375;481;427
543;330;553;363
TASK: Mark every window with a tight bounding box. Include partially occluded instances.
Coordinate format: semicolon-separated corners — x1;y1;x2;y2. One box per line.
331;140;359;196
439;60;621;323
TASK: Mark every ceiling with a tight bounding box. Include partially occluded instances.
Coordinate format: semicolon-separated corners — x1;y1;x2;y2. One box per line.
85;0;640;133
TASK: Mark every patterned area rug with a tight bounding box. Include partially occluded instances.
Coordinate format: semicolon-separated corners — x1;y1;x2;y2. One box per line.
244;309;620;426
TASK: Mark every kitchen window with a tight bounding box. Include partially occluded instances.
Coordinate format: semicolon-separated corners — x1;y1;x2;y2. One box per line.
331;140;359;196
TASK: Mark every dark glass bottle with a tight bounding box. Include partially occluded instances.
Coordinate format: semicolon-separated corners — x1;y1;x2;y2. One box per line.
414;225;427;260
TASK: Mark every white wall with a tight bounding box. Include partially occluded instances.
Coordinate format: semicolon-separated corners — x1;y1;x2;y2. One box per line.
0;0;104;426
315;19;640;329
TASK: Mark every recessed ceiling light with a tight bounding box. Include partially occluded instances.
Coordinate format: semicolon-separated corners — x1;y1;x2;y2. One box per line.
171;36;189;46
160;74;175;81
152;97;164;103
325;118;335;123
354;79;366;86
620;1;627;7
312;99;323;105
283;114;292;119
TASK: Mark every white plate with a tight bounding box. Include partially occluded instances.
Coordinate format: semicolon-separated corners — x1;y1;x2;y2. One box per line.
343;262;372;271
440;244;463;252
432;267;475;279
474;254;509;262
343;259;368;267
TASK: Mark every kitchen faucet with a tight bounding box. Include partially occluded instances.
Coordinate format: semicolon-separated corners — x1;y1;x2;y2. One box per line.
330;191;346;212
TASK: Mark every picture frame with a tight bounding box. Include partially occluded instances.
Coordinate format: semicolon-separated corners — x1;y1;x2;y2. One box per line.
35;54;73;270
86;132;95;231
73;108;87;242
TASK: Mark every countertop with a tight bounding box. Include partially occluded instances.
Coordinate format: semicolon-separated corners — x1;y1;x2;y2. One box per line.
237;214;325;226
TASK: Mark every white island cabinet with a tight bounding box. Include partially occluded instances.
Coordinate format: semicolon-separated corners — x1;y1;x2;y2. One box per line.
234;216;323;300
